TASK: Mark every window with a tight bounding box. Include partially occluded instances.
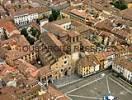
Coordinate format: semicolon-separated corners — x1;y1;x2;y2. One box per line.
64;61;68;64
64;56;67;59
61;69;63;72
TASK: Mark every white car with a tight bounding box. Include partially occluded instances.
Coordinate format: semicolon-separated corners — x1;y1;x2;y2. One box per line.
103;95;117;100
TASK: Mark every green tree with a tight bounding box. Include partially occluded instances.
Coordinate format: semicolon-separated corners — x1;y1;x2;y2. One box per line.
21;28;28;37
30;28;37;37
112;0;127;10
27;36;35;45
48;9;60;22
49;14;54;22
52;9;60;20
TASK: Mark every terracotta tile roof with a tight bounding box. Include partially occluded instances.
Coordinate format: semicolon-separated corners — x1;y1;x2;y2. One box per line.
10;7;50;17
95;18;131;39
115;55;132;72
67;30;80;37
94;19;113;31
121;8;132;21
30;22;40;31
1;34;30;49
95;51;114;61
83;0;120;15
43;85;68;100
70;9;87;18
0;93;16;100
0;48;8;59
5;46;34;61
62;6;76;14
43;23;68;37
77;54;100;67
14;59;38;78
40;32;64;58
81;39;96;47
99;31;113;37
51;0;67;5
0;64;17;77
48;32;64;48
53;18;71;25
38;65;53;77
0;19;18;33
112;45;127;53
71;0;82;4
124;0;132;3
128;46;132;53
0;87;17;100
43;22;80;38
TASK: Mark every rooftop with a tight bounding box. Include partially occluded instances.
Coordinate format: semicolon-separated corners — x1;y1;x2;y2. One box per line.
121;8;132;21
70;9;87;19
10;7;50;17
115;54;132;72
0;19;18;33
77;54;100;67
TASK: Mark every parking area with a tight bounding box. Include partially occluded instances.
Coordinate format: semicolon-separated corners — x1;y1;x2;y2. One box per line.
60;72;132;100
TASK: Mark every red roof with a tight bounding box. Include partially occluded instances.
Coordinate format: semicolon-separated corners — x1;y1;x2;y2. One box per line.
0;64;17;77
0;20;17;33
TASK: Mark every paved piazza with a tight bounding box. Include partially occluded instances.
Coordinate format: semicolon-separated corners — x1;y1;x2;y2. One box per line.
59;71;132;100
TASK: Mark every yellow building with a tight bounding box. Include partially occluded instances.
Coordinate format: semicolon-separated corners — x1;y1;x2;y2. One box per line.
60;11;71;19
77;55;100;77
128;3;132;8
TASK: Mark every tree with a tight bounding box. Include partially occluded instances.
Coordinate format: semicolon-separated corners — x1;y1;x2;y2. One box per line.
52;9;60;20
30;27;40;38
31;27;37;37
21;28;28;37
49;14;54;22
48;9;60;22
27;36;35;45
112;0;127;10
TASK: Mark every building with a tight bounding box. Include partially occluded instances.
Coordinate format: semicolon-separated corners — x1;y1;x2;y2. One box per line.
14;59;38;79
120;8;132;21
0;80;68;100
41;22;81;54
125;0;132;8
38;54;73;82
94;17;131;45
69;9;98;26
9;7;51;26
0;34;38;66
49;0;70;10
112;45;128;57
70;0;83;7
0;19;20;38
60;6;76;19
5;48;38;66
50;54;73;79
80;38;96;54
95;51;115;70
126;34;132;45
0;5;7;19
77;54;100;77
38;32;64;65
97;31;116;46
41;85;68;100
0;34;30;50
112;54;132;83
